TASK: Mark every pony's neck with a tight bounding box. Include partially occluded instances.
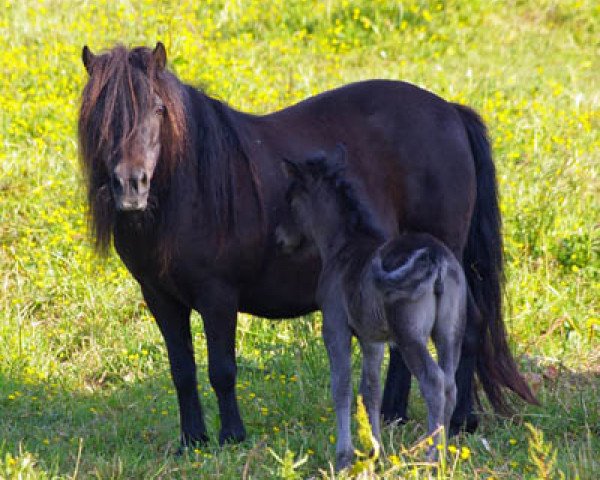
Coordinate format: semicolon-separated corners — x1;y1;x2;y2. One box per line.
183;85;253;231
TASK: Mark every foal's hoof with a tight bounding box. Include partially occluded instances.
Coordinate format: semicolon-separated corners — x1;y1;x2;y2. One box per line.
425;445;439;463
335;450;355;472
218;425;247;445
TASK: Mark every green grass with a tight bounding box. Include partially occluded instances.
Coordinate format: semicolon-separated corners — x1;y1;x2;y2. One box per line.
1;0;598;478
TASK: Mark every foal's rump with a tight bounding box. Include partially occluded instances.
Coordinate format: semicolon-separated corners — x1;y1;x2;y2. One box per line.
370;233;458;292
366;231;467;452
372;233;468;339
371;244;439;302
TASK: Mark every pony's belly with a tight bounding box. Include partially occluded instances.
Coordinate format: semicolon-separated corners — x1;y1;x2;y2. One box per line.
238;285;318;319
238;255;321;319
239;301;317;319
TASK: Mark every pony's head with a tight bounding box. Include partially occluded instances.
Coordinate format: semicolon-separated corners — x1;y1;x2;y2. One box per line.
78;43;187;247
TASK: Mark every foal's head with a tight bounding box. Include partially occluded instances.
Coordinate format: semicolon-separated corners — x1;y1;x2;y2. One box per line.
79;43;186;216
282;145;383;249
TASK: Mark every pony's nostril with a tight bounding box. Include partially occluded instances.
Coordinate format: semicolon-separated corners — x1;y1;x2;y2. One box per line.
111;174;122;193
140;172;148;187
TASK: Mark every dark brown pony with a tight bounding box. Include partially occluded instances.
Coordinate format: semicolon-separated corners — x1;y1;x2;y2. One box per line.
78;43;537;450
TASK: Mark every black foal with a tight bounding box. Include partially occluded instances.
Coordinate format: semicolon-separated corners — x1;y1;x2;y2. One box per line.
282;147;468;468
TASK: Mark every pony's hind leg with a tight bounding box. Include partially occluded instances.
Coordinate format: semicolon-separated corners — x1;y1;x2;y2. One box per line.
450;292;481;435
358;339;385;442
381;345;412;424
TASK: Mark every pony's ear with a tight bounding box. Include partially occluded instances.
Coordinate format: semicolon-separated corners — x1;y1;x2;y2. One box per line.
153;42;167;72
82;45;96;74
281;158;304;180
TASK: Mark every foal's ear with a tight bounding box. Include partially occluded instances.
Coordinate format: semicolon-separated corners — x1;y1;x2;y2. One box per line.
82;45;96;74
305;153;329;179
153;42;167;72
329;143;348;173
281;158;304;180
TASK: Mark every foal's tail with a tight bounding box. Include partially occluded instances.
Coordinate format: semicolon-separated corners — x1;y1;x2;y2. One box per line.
371;247;439;302
454;104;539;412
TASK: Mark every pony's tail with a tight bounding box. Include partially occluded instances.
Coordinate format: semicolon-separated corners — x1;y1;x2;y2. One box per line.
371;247;437;302
454;103;539;412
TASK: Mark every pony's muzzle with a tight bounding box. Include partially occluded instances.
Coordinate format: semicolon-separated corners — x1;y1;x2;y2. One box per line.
112;166;150;211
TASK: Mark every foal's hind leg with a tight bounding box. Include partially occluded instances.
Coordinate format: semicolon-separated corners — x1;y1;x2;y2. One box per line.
396;338;445;457
358;339;385;442
433;339;459;435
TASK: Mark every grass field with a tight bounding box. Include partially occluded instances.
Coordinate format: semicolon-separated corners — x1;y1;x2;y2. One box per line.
1;0;598;478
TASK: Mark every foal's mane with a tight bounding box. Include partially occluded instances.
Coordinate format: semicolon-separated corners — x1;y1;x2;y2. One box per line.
304;150;385;242
303;152;387;324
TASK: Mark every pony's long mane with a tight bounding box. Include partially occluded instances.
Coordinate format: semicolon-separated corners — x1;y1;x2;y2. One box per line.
78;45;258;264
78;45;188;253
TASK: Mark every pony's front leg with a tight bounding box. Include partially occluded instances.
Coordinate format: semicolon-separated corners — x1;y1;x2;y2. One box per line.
322;301;354;471
358;339;384;442
196;286;246;445
142;285;208;449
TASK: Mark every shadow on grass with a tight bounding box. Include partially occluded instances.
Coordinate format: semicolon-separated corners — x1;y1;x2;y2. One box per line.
0;343;329;478
0;352;598;478
0;371;194;477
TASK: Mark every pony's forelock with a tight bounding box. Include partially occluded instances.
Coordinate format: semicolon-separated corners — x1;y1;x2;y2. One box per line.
78;44;188;255
78;44;261;266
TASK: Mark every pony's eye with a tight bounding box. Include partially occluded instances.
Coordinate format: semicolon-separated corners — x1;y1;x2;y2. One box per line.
155;105;165;116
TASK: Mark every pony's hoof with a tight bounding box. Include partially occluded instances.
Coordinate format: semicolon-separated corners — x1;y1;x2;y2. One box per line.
465;413;479;433
449;413;479;437
218;425;247;445
381;402;409;425
382;413;409;426
175;435;209;456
